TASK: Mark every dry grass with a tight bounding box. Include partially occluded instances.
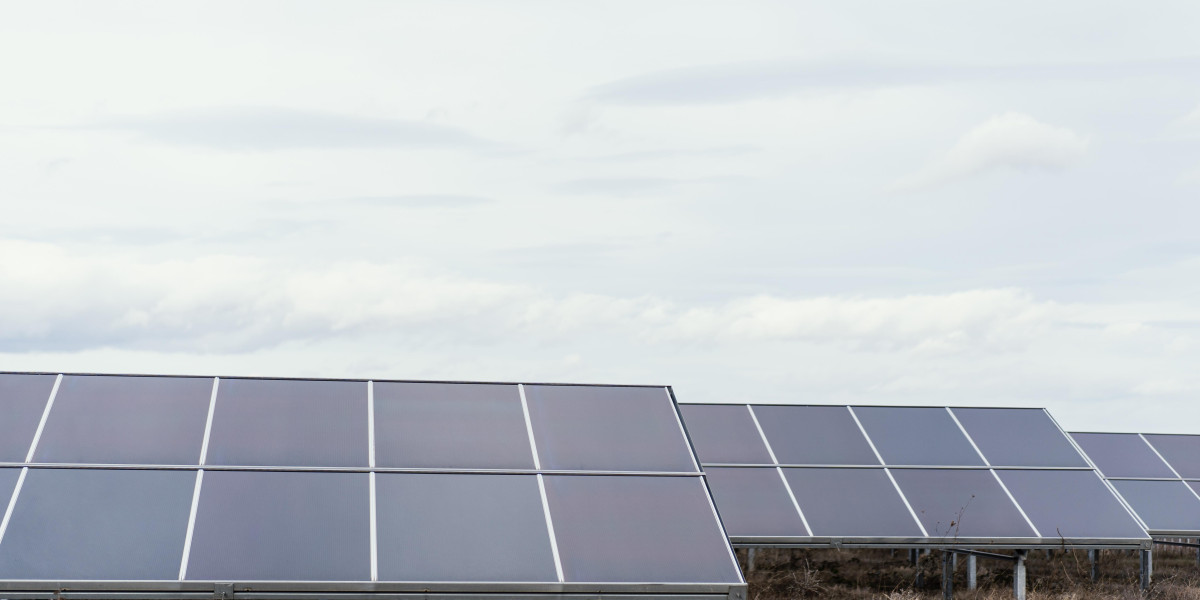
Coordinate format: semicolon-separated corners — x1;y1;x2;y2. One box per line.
739;546;1200;599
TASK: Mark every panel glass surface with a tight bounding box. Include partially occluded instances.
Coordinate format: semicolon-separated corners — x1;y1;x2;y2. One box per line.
997;470;1146;539
205;378;368;467
704;467;807;538
525;385;696;472
752;406;879;465
375;473;556;581
374;382;534;469
678;405;772;464
1070;433;1176;479
0;468;194;580
185;470;370;581
34;375;212;465
853;407;984;466
1109;480;1200;533
543;475;740;583
0;374;55;462
951;408;1088;468
1143;434;1200;479
890;469;1035;538
783;468;924;537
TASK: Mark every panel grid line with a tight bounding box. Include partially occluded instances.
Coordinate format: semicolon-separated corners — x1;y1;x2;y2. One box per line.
1140;434;1185;480
198;377;219;466
0;467;29;551
844;406;886;466
369;471;378;582
178;469;204;580
664;387;699;472
775;466;813;537
536;474;565;583
24;374;63;463
367;381;378;582
518;384;542;471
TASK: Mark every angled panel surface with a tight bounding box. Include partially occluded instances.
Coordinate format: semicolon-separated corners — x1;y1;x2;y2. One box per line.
1142;434;1200;479
375;473;557;582
0;374;55;462
890;469;1035;538
753;406;878;465
704;467;807;538
525;385;696;472
782;468;923;537
34;375;212;465
373;382;534;469
185;470;371;581
1070;433;1175;479
678;405;771;464
996;470;1146;539
1109;479;1200;533
0;468;193;580
852;407;984;466
205;378;368;468
951;408;1087;467
542;475;740;583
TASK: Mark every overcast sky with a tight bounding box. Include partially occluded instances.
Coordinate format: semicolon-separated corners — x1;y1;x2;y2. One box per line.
3;1;1200;432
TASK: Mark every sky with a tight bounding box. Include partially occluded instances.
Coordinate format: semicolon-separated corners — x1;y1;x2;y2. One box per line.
3;1;1200;432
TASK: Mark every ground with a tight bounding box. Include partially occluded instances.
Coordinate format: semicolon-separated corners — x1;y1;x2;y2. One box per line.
738;545;1200;599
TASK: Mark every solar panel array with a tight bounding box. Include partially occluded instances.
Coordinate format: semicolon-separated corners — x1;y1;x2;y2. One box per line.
1070;432;1200;536
0;373;744;599
680;404;1149;548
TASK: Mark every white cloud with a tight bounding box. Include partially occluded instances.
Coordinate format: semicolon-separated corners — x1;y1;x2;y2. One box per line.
892;112;1090;191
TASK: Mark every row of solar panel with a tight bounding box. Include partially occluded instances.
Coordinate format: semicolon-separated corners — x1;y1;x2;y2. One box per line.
0;468;740;583
0;375;696;472
1069;433;1200;534
680;404;1088;468
680;404;1148;543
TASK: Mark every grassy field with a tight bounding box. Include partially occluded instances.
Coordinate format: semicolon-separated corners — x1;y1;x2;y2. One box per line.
738;545;1200;599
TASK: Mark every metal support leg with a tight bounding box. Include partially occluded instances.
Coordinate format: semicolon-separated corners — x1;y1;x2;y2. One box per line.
747;548;756;572
967;554;977;589
951;551;957;571
910;548;919;566
1013;551;1027;600
1088;549;1098;583
1141;548;1152;591
941;552;954;600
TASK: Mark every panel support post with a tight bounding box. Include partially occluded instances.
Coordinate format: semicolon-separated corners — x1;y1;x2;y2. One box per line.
1088;549;1098;583
967;554;977;589
941;551;954;600
910;548;919;566
1012;550;1027;600
1140;548;1152;591
747;548;756;571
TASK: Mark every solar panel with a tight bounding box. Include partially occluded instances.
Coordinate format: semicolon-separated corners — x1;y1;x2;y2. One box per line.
1070;431;1200;537
0;372;744;600
681;403;1149;550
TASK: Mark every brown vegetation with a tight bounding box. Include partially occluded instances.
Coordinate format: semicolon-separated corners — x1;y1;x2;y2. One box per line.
738;545;1200;599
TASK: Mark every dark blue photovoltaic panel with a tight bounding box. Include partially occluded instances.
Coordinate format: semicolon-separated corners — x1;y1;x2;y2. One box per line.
1071;433;1176;479
185;470;370;581
1109;480;1200;533
704;467;807;538
753;406;879;465
375;473;557;582
525;385;696;472
782;468;924;537
996;470;1146;539
543;475;741;583
373;382;534;469
35;375;212;465
0;468;194;580
205;378;368;468
0;374;55;462
890;469;1035;538
952;408;1087;468
678;405;772;464
853;407;984;466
